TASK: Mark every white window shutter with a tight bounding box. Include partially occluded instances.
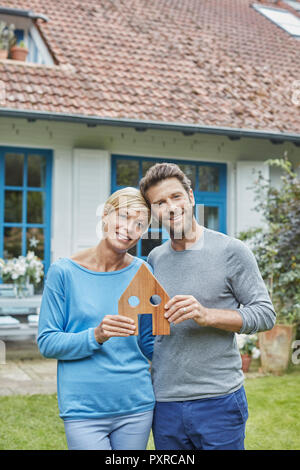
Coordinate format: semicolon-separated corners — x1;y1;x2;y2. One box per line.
235;161;269;237
72;149;110;254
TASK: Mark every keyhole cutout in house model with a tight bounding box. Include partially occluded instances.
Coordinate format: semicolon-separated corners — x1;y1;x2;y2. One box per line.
118;263;170;335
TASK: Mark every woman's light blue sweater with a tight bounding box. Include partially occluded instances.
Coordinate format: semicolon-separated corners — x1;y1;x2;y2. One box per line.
37;257;155;420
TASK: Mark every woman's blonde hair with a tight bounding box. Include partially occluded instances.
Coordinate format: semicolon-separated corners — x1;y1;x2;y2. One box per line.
103;187;151;224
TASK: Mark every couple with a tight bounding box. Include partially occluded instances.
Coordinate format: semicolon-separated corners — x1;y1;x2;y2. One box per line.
37;162;276;450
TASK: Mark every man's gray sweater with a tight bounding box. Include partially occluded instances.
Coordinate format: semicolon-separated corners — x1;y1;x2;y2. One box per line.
147;227;276;401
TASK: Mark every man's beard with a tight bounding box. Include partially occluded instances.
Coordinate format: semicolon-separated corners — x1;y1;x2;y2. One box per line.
164;208;194;240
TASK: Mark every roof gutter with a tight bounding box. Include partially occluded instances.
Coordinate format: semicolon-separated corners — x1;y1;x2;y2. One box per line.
0;7;49;22
0;107;299;145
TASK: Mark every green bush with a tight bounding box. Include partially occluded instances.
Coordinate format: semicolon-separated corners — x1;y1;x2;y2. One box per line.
239;153;300;326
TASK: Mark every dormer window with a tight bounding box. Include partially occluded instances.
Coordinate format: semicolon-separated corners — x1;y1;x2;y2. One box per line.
253;3;300;37
283;1;300;12
0;6;54;65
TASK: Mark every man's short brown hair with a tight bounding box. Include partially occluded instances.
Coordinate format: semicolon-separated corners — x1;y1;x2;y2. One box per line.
139;162;192;205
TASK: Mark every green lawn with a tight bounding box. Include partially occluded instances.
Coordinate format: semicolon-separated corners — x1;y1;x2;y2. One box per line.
0;370;299;450
244;370;300;450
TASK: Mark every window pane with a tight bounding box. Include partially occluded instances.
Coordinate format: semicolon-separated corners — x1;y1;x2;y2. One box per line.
142;161;196;189
116;159;139;186
5;153;24;186
26;227;44;260
141;230;165;257
4;227;22;259
27;191;45;224
178;164;196;189
142;160;160;176
204;206;219;231
128;245;137;257
198;166;219;192
27;154;46;187
4;190;23;222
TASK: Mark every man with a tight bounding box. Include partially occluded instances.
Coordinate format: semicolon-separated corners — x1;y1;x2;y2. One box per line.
139;162;276;450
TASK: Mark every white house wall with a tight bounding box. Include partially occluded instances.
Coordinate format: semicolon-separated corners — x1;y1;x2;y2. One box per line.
72;148;110;254
0;117;299;264
235;160;270;235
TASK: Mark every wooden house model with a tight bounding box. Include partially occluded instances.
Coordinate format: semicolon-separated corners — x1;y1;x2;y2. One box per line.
118;263;170;336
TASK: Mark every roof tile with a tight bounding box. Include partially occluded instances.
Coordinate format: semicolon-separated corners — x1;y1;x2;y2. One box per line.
0;0;299;133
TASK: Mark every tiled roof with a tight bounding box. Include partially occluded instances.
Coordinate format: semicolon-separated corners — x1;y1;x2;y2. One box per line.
0;0;299;134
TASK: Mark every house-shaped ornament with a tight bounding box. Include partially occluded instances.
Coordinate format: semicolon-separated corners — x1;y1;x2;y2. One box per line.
118;263;170;335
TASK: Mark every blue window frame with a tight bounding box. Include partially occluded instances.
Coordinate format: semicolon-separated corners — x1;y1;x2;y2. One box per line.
111;155;227;259
14;29;24;45
0;147;53;288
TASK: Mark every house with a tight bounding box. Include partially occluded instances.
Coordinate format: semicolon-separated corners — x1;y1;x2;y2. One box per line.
0;0;299;292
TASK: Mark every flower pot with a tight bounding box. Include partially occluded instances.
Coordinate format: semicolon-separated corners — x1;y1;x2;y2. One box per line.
10;46;28;61
258;324;296;375
241;353;252;373
0;49;8;59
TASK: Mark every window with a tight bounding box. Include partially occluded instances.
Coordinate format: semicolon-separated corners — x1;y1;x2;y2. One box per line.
253;3;300;37
14;28;24;43
0;9;53;65
112;156;227;259
283;1;300;12
0;147;52;291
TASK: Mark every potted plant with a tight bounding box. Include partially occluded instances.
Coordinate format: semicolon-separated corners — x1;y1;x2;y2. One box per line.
0;21;15;59
0;251;44;298
10;39;28;62
238;153;300;374
236;334;260;372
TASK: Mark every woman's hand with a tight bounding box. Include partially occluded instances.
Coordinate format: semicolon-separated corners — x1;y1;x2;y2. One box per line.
94;315;136;344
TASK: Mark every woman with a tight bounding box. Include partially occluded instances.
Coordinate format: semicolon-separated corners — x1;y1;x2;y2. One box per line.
37;187;155;450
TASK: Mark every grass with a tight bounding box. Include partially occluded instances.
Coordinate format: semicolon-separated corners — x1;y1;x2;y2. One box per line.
244;370;300;450
0;370;299;450
0;394;67;450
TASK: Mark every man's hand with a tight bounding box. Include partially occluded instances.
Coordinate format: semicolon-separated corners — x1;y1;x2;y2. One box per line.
94;315;136;344
164;295;209;326
164;295;243;332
